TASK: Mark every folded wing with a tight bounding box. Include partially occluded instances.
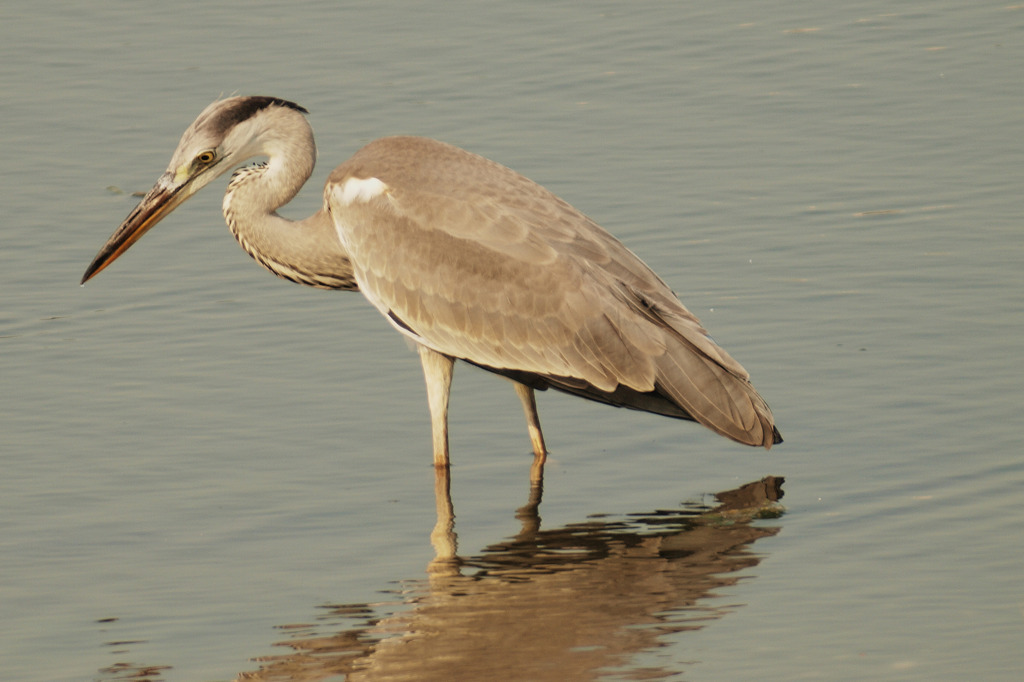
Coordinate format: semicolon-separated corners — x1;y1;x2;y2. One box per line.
328;136;780;448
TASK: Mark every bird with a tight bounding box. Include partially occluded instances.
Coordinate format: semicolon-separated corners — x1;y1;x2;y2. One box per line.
82;95;781;469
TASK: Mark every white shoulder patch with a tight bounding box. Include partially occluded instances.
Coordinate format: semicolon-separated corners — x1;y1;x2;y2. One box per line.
336;176;389;205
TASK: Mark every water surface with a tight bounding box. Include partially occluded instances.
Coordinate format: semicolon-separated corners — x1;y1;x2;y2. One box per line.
2;1;1023;680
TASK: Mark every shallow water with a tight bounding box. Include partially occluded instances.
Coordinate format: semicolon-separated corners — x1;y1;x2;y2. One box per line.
3;1;1023;680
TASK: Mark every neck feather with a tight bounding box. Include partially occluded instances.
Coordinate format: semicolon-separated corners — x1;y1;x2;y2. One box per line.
220;115;356;290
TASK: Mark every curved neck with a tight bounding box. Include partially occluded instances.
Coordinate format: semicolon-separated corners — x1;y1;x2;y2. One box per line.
220;112;356;291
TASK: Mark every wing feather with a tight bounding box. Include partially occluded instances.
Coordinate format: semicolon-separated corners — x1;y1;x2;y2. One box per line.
327;136;779;447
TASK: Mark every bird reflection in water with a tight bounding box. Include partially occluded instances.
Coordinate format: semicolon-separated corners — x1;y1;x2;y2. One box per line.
235;472;784;682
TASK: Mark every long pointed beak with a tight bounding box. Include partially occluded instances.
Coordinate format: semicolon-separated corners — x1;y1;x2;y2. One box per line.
81;173;190;284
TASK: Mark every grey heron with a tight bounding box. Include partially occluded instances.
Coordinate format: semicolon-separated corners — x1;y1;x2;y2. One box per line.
82;96;781;469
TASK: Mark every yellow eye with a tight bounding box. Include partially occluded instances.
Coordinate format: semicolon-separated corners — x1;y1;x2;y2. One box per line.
195;150;217;165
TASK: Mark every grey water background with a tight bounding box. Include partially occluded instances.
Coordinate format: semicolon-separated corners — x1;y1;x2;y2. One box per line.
3;1;1023;679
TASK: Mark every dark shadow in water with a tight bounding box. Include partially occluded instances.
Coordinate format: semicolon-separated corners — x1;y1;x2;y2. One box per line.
231;469;785;682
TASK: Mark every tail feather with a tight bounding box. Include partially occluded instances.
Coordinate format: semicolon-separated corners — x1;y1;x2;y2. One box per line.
472;360;781;449
648;346;778;448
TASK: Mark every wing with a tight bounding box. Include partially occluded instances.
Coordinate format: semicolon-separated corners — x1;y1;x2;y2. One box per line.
326;136;779;447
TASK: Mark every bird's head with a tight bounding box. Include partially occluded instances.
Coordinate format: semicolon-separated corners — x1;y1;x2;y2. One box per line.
81;96;309;284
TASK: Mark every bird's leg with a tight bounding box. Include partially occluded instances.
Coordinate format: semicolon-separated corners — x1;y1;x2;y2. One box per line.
418;345;455;468
514;382;548;470
428;464;459;575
